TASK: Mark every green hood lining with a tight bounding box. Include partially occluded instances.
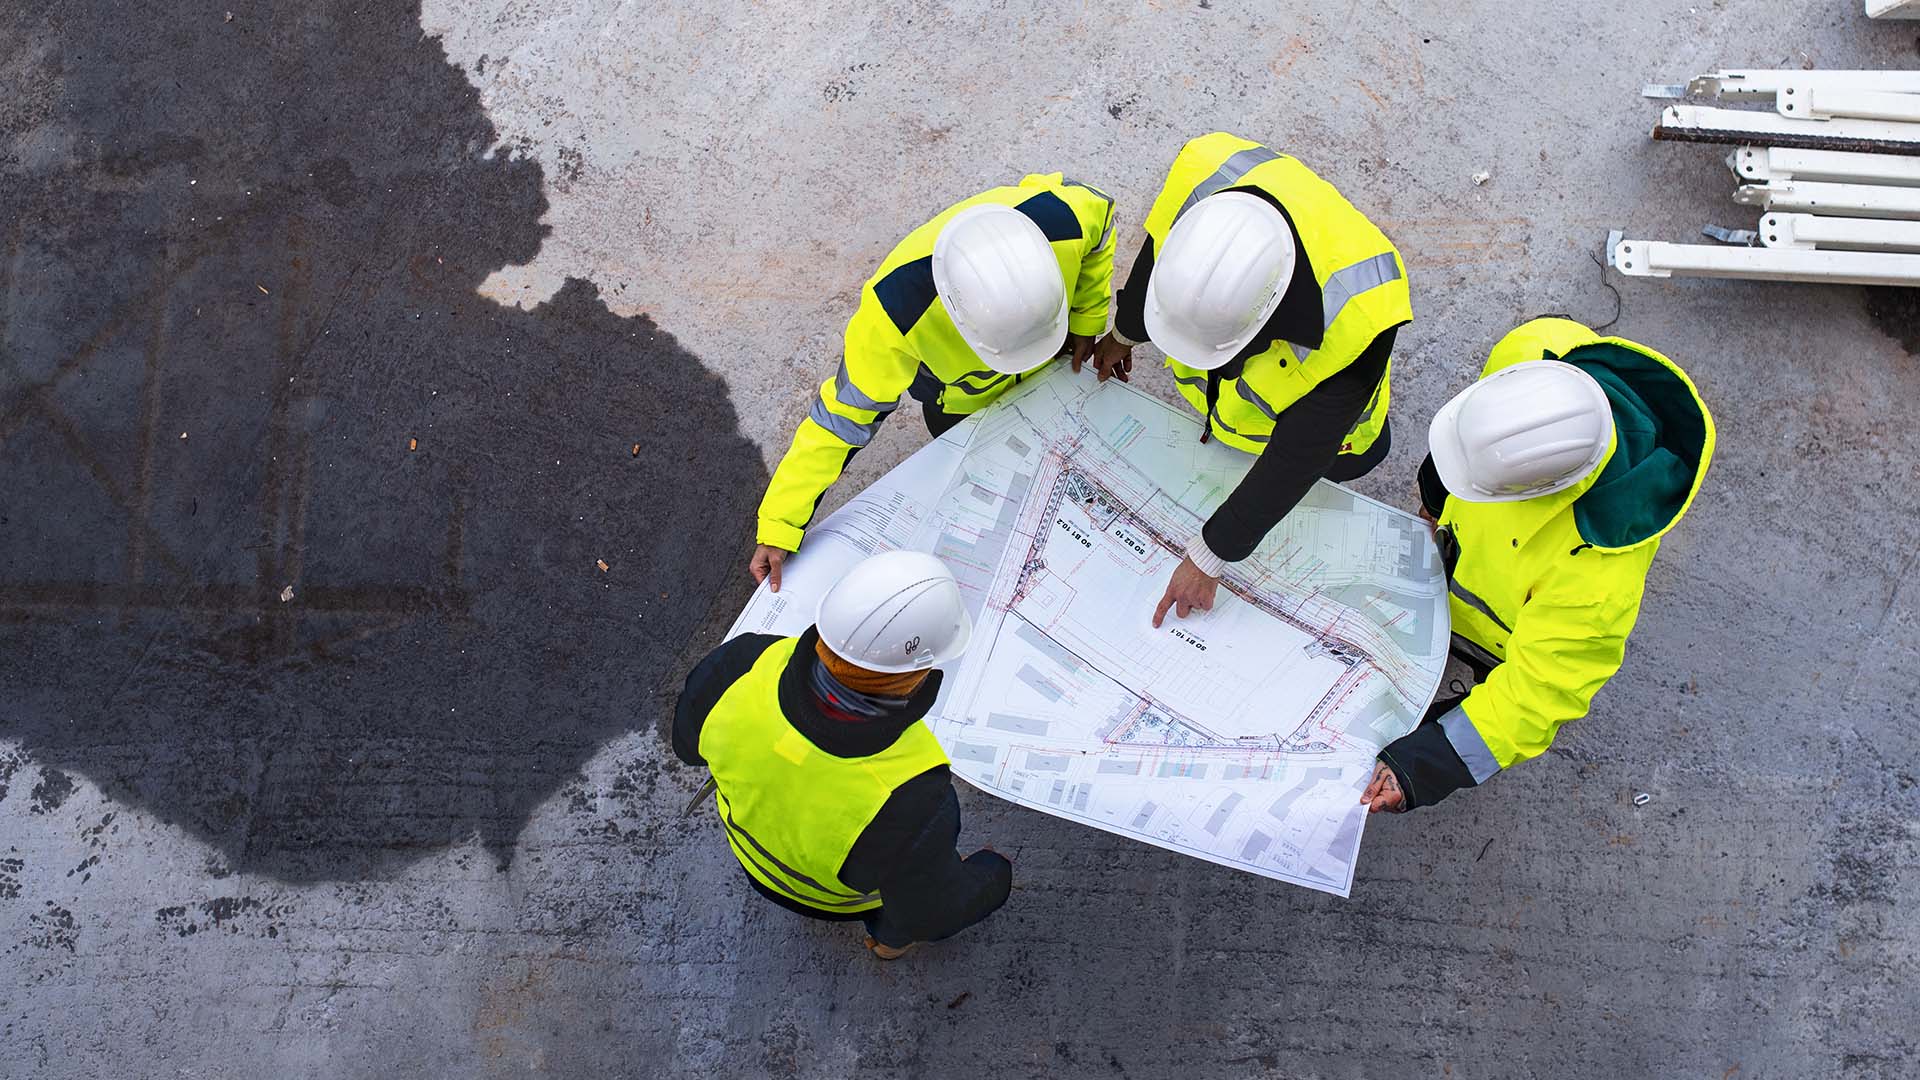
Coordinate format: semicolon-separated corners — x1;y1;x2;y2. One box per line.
1556;343;1708;549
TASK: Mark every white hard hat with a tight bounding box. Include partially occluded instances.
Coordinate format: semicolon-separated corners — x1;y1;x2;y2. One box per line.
931;204;1070;375
1144;190;1295;371
815;550;973;674
1428;360;1617;503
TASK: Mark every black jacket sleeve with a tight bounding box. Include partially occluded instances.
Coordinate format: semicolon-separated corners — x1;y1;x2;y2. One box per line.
839;766;1012;948
1378;715;1479;810
1200;326;1398;562
1112;238;1155;343
1417;454;1447;519
671;634;779;766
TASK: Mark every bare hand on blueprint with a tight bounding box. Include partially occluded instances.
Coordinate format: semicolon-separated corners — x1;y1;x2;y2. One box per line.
1361;762;1407;813
749;544;789;592
1090;333;1133;383
1151;555;1219;627
1064;333;1098;375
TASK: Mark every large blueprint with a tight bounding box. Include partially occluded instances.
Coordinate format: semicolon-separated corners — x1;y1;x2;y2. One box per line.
729;366;1448;896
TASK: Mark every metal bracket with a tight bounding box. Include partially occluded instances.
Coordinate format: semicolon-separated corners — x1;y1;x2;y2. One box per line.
1701;225;1758;245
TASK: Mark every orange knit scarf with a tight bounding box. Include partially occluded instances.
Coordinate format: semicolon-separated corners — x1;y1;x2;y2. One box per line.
815;639;930;698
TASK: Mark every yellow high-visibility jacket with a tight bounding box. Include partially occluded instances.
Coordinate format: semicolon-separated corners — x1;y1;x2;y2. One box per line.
1380;318;1715;808
755;175;1118;551
696;635;950;913
1141;132;1410;457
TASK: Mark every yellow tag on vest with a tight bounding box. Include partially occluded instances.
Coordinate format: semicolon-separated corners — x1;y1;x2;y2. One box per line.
774;729;812;765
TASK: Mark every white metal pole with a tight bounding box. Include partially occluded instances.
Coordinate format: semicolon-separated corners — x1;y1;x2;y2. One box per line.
1610;236;1920;286
1728;146;1920;187
1733;180;1920;219
1867;0;1920;20
1759;213;1920;252
1777;86;1920;124
1687;70;1920;96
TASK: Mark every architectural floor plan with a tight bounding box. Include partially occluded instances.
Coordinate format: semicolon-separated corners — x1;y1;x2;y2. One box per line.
730;367;1448;895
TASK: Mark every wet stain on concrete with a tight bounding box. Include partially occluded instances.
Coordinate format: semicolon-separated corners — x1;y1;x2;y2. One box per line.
822;62;874;103
154;896;290;939
27;769;74;815
0;751;22;804
22;902;77;954
0;0;767;882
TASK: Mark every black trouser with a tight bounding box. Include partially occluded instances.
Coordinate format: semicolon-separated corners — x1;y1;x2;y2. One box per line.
743;869;891;935
922;401;965;438
740;870;977;949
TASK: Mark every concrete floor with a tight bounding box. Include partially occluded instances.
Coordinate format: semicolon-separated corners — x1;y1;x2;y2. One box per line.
3;1;1918;1077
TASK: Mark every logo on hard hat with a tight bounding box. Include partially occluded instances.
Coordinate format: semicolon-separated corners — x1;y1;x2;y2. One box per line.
904;636;921;656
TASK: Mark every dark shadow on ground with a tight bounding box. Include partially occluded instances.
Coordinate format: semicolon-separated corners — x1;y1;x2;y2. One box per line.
0;0;765;881
1864;288;1919;357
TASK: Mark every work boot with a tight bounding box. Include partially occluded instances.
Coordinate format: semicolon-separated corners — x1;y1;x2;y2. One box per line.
863;936;916;961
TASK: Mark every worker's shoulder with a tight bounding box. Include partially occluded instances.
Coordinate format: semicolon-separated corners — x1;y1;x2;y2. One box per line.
683;632;786;693
1174;130;1268;161
858;180;1099;338
863;763;956;841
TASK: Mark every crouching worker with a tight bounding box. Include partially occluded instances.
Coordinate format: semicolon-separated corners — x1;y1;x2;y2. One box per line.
673;551;1011;958
1362;317;1714;813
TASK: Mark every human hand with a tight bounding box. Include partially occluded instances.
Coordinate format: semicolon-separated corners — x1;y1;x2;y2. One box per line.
749;544;790;591
1361;762;1407;814
1151;555;1219;628
1092;333;1134;383
1065;333;1098;374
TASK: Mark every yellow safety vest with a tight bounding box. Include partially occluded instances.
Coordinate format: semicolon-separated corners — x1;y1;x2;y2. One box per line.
1437;318;1715;779
756;174;1119;550
1142;133;1412;455
697;637;950;913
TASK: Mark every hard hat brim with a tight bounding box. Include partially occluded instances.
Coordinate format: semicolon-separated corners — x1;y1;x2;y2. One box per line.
932;203;1072;376
962;295;1070;375
1425;387;1482;501
813;600;971;675
1142;190;1294;372
1142;276;1251;372
1427;361;1618;504
813;552;976;674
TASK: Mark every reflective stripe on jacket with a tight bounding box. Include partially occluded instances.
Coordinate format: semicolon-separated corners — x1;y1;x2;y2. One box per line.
1143;133;1411;456
755;175;1118;549
1395;318;1715;803
697;636;950;913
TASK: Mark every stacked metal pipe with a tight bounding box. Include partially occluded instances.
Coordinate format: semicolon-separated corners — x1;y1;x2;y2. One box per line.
1610;70;1920;287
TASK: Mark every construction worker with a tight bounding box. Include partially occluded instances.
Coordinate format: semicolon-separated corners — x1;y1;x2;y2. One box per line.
751;175;1120;590
1089;132;1412;628
674;551;1011;959
1361;318;1715;813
